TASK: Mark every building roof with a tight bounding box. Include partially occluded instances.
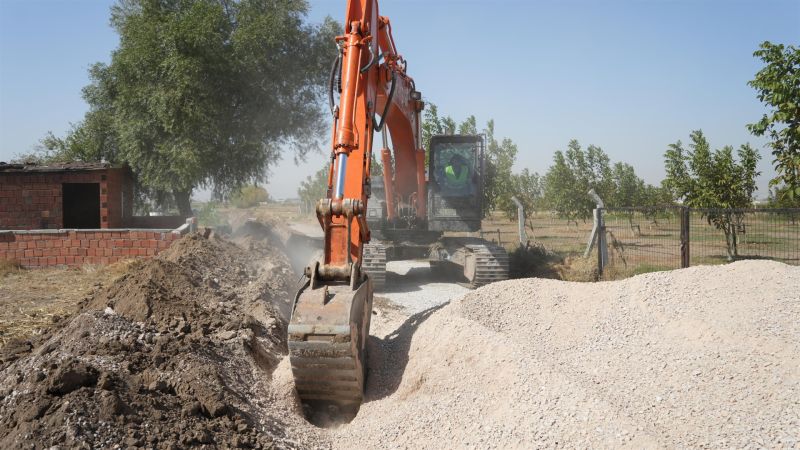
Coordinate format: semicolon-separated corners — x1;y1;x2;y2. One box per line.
0;161;117;173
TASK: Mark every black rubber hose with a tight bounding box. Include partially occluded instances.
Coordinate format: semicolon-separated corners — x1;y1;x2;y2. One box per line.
328;50;341;117
360;45;376;74
374;71;396;132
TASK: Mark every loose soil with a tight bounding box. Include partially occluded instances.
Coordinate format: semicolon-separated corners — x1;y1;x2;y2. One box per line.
0;225;323;449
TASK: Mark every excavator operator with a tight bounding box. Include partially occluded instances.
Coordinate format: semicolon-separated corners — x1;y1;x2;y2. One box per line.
444;154;470;189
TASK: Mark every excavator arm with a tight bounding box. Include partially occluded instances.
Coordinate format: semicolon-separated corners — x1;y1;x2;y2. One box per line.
288;0;424;410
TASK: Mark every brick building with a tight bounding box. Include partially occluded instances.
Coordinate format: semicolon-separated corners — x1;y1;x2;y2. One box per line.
0;162;133;230
0;162;190;268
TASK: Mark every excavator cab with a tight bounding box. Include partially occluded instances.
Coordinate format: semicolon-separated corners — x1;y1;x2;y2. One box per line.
428;135;484;232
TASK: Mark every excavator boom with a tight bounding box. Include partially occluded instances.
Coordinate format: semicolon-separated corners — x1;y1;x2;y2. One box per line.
287;0;424;410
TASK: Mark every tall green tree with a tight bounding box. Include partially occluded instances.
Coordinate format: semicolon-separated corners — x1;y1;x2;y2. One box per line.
483;120;518;215
747;41;800;198
420;103;456;153
500;168;542;220
608;162;649;208
44;0;338;215
664;130;761;260
542;140;613;222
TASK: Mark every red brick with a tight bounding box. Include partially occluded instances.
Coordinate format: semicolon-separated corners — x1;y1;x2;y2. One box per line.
65;256;74;264
56;256;65;264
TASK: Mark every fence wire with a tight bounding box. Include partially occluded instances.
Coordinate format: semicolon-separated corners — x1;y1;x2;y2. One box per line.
481;210;595;254
688;208;800;266
521;207;800;278
603;207;683;272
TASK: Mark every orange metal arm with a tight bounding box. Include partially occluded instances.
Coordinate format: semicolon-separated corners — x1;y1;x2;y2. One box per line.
319;0;425;278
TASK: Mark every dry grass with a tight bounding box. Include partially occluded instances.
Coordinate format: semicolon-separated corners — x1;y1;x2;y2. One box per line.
0;260;135;346
0;259;24;278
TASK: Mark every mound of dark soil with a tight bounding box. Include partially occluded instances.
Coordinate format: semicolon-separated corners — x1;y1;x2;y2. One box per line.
0;229;322;449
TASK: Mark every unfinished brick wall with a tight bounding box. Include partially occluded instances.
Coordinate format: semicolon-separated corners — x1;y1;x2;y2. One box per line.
0;229;180;268
0;168;131;230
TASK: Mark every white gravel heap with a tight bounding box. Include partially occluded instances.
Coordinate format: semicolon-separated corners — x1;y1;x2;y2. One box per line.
329;260;799;448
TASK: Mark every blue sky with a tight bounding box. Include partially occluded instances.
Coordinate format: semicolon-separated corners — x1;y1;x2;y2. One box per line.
1;0;798;199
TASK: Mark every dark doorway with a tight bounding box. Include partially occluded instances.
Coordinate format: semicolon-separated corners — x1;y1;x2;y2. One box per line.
62;183;100;229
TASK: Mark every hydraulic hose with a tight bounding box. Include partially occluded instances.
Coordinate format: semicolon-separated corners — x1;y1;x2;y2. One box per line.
374;71;396;132
328;49;342;117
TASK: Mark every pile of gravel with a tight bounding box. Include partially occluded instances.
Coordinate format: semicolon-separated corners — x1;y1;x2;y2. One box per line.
324;260;799;448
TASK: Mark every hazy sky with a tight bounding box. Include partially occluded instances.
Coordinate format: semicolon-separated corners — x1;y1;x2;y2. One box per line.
1;0;798;200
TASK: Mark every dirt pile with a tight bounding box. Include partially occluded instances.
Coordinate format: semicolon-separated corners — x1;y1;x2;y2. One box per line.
0;229;322;449
328;260;799;448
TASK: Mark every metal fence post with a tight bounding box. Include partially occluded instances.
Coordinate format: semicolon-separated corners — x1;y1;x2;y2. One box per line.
597;208;608;274
680;207;690;268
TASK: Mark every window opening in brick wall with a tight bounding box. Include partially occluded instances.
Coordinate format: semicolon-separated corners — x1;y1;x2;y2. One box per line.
63;183;100;228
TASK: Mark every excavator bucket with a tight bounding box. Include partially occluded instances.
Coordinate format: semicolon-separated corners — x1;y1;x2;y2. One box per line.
287;277;373;408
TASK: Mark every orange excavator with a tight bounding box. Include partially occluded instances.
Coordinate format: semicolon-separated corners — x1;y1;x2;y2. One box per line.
288;0;508;410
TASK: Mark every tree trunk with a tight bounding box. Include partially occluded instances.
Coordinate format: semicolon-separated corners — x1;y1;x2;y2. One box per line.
174;190;193;217
723;223;735;262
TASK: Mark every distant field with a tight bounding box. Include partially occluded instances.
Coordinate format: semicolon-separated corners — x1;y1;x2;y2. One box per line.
483;209;800;273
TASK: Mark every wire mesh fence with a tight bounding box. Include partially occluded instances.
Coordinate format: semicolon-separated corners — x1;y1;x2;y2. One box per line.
517;206;800;278
603;207;684;272
481;210;595;255
688;208;800;266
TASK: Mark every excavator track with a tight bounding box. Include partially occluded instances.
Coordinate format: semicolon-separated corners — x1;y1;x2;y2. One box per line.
362;243;387;291
288;278;373;409
466;243;509;288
